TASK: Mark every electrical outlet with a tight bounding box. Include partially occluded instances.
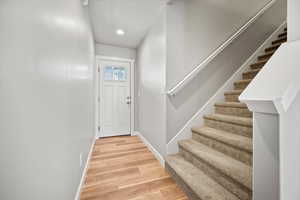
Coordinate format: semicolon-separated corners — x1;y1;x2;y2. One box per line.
79;153;83;167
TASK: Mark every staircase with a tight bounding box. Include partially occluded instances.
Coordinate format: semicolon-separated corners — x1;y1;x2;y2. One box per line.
165;28;287;200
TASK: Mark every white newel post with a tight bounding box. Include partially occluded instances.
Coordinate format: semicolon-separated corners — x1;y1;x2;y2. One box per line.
253;112;280;200
240;38;300;200
279;92;300;200
240;100;280;200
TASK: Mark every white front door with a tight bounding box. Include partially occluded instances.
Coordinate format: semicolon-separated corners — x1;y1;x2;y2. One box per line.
99;59;132;137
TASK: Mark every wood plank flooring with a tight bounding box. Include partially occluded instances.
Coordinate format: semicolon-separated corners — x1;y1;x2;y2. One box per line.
80;136;188;200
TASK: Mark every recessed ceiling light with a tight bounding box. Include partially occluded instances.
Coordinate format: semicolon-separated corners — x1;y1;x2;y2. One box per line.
81;0;89;6
116;29;125;35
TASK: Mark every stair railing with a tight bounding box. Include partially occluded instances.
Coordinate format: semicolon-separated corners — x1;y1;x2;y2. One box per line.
166;0;277;97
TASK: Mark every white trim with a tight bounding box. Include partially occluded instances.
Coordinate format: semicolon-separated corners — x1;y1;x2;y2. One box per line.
167;21;287;154
95;56;135;138
94;58;100;138
131;131;139;136
96;55;135;63
94;58;99;138
135;131;165;167
130;59;135;136
166;0;278;97
74;134;97;200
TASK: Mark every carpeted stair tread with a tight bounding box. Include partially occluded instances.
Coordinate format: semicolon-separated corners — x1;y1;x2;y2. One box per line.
243;69;260;76
224;90;243;95
234;79;252;84
166;154;240;200
215;101;252;117
234;79;252;90
250;59;268;69
272;36;287;45
258;51;275;60
192;126;252;153
204;114;252;127
215;102;247;108
265;43;281;52
178;139;252;190
278;32;287;38
224;90;244;102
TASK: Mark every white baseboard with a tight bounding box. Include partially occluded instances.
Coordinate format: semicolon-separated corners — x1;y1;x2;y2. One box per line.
135;131;165;167
131;131;138;136
74;133;97;200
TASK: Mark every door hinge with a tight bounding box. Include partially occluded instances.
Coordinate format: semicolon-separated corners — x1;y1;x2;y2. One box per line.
97;67;100;73
98;97;100;102
98;126;100;132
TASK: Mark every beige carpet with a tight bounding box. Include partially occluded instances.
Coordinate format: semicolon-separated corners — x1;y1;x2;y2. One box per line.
165;28;287;200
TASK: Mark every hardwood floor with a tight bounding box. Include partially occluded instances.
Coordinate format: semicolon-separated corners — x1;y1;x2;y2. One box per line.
80;136;188;200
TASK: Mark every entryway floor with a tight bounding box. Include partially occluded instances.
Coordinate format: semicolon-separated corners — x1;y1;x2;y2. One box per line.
80;135;187;200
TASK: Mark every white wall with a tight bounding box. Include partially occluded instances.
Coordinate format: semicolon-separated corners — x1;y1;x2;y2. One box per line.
136;14;166;156
95;43;136;60
166;0;273;89
283;3;300;198
166;0;287;142
288;0;300;41
0;1;95;200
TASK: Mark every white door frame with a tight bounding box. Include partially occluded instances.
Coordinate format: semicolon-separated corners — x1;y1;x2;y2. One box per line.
95;56;135;138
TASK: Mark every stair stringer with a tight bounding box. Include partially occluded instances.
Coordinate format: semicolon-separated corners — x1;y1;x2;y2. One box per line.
166;21;287;154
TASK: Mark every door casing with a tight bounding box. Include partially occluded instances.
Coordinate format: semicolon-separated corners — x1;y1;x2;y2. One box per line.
95;56;135;138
